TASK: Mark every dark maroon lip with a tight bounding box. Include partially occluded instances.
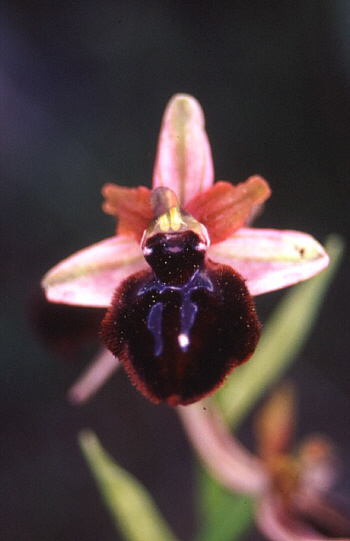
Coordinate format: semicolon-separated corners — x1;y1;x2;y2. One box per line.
101;228;260;406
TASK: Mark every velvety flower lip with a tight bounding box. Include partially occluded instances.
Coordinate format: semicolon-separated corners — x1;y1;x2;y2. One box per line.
42;93;329;308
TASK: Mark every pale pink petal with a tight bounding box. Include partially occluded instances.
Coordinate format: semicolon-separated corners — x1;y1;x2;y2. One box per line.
68;348;120;404
257;493;328;541
208;228;329;296
152;94;214;206
177;400;268;494
42;236;148;307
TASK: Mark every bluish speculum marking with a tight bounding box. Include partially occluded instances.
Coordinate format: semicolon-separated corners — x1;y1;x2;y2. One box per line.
146;302;164;356
138;268;214;356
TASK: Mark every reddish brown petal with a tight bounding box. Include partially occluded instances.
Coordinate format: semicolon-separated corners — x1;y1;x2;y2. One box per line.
255;382;296;461
102;184;153;241
185;176;271;244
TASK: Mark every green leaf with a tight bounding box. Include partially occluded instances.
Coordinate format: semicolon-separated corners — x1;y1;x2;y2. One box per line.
217;234;344;428
79;430;180;541
195;467;254;541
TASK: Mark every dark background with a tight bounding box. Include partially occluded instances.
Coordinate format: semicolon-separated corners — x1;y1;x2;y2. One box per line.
1;1;349;540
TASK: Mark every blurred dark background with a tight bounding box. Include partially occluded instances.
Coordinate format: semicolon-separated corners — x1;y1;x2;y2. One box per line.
1;1;349;540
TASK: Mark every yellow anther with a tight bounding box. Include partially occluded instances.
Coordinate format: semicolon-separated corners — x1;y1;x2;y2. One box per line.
159;213;170;231
169;206;181;231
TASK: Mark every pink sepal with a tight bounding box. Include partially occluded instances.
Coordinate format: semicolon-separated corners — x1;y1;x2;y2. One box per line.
42;236;147;307
208;228;329;296
178;400;268;494
152;94;214;205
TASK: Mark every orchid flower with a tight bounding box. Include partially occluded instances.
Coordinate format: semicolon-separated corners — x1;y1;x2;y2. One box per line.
42;94;329;405
178;385;350;540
